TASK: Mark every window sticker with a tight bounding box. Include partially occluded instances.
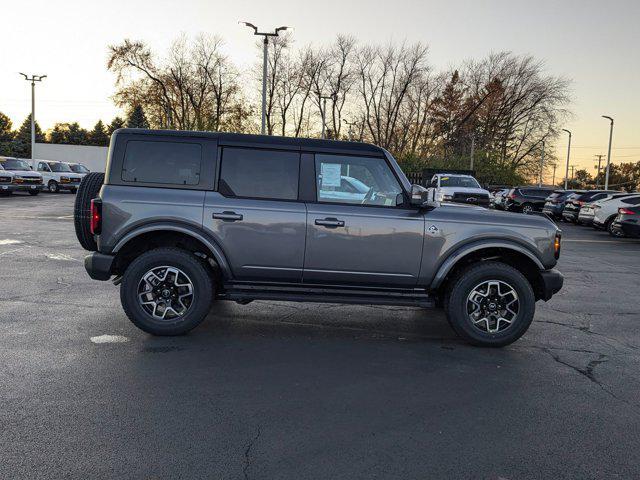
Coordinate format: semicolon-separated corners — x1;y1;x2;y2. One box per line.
321;163;342;188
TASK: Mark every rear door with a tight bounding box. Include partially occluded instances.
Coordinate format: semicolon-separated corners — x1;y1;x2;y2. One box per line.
302;153;424;287
202;146;306;282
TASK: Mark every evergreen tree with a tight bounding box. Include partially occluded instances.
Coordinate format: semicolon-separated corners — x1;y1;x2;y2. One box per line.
88;120;109;146
14;114;45;158
126;105;150;129
107;116;125;136
0;112;15;156
48;122;89;145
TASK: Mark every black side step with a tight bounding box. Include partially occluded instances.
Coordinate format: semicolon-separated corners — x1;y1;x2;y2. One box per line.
218;284;435;308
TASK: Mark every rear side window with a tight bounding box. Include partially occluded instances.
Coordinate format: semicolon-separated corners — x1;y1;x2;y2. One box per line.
122;140;201;185
623;196;640;205
219;147;299;200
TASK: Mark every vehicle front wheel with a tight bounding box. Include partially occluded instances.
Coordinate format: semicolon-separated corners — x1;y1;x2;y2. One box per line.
120;247;214;336
521;203;534;215
48;180;59;193
445;262;536;347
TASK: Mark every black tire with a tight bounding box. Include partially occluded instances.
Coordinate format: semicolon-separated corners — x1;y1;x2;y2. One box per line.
47;180;59;193
521;203;534;215
28;190;40;196
73;172;105;251
445;262;536;347
607;217;625;238
120;248;214;336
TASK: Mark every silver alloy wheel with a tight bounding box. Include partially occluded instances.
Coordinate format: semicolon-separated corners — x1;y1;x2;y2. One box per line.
48;181;58;193
137;266;194;320
522;204;533;214
466;280;519;334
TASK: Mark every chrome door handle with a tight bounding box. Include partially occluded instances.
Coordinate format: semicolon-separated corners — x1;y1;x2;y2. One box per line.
315;218;345;228
212;211;243;221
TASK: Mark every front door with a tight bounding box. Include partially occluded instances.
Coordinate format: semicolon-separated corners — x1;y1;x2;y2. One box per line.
202;146;306;282
303;154;424;287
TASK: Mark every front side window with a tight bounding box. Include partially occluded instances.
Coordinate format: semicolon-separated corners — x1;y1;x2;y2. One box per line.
315;154;403;207
38;162;50;172
70;164;89;174
219;147;299;200
0;159;31;171
48;162;72;173
122;140;202;185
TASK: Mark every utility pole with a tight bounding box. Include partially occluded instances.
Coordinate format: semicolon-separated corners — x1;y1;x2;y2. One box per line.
19;73;47;159
570;165;575;180
552;164;557;185
602;116;614;189
240;22;290;135
562;129;572;190
538;140;545;187
595;154;604;188
469;133;475;171
320;94;334;139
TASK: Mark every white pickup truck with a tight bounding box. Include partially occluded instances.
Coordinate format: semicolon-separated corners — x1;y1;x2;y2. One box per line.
29;160;83;193
426;173;491;207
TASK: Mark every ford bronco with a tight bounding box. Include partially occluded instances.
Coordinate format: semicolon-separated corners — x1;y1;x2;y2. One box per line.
75;129;563;347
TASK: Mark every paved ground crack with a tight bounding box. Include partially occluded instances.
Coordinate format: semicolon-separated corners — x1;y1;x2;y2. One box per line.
243;426;261;480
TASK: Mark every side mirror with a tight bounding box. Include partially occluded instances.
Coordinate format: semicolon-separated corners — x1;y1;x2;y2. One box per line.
410;184;429;206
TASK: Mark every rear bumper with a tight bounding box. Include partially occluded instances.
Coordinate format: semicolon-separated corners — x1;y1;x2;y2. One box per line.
562;211;578;222
84;252;115;281
578;214;594;225
612;221;640;238
542;205;563;218
539;269;564;301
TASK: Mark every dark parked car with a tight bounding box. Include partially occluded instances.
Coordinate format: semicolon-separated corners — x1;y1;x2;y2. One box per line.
74;128;563;347
504;187;557;214
611;205;640;238
561;190;618;223
542;190;584;220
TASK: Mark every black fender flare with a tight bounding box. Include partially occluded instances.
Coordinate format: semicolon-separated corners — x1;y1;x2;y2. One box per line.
430;239;545;289
111;222;232;279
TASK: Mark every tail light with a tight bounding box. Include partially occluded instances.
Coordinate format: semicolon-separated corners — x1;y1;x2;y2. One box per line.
578;200;585;206
619;208;635;215
554;231;562;259
90;199;102;235
508;192;516;199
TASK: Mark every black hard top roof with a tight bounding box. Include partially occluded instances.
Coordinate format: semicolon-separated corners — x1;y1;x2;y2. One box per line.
114;128;384;156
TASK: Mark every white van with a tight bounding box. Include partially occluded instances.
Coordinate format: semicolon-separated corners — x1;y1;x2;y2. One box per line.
29;160;83;193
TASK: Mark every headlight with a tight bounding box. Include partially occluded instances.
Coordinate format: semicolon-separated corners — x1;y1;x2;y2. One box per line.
443;194;453;200
436;192;445;202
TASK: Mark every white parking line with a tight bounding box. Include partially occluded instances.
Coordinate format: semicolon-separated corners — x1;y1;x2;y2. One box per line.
90;335;130;344
0;239;23;245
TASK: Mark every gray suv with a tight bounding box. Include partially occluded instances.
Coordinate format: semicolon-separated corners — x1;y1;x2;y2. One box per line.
75;129;563;347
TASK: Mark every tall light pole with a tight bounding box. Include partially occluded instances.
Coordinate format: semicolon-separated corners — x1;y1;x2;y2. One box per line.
552;164;557;185
602;115;614;189
19;73;47;159
240;22;290;135
469;133;475;171
538;140;545;187
595;154;604;188
562;129;572;190
319;94;334;139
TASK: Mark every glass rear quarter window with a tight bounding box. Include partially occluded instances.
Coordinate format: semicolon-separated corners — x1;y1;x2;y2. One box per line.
122;140;202;185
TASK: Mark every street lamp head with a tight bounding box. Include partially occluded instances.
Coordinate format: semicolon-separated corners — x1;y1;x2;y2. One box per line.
602;115;614;123
562;128;571;135
19;72;27;79
275;26;290;33
239;21;258;33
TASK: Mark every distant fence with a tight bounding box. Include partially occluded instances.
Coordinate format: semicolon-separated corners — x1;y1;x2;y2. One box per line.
33;143;108;173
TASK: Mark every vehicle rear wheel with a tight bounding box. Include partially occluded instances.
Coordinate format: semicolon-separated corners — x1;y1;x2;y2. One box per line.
120;248;214;336
521;203;534;215
607;217;625;237
445;262;535;347
28;190;40;196
73;172;105;251
48;180;59;193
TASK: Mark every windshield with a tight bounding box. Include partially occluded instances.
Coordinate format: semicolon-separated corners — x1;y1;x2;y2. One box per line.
48;162;72;172
439;176;481;188
70;164;89;173
0;159;31;171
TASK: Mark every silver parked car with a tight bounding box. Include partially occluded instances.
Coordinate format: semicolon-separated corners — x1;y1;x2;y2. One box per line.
75;129;563;347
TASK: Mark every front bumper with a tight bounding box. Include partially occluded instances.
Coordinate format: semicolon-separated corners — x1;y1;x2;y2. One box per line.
539;268;564;301
84;252;115;280
0;183;45;192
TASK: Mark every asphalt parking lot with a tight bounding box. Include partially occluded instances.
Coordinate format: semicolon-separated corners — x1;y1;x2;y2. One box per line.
1;193;639;479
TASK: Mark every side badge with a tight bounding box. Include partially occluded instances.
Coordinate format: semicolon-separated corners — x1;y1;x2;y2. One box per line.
427;224;439;236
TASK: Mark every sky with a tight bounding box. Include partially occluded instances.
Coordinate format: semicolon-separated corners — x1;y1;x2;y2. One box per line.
1;0;639;178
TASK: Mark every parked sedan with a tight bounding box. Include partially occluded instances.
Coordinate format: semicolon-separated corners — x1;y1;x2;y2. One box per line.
562;190;619;223
592;194;640;236
542;190;583;220
611;205;640;238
